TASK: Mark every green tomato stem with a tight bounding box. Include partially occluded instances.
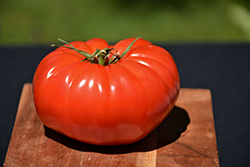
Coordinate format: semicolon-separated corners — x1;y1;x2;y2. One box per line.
51;37;141;66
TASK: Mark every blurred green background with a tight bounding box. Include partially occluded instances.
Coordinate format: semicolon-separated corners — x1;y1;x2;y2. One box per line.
1;0;250;45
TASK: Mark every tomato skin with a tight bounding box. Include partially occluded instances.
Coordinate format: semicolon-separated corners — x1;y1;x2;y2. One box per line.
33;38;180;145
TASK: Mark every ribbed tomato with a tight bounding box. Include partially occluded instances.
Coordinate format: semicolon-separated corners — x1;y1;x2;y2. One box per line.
32;37;180;145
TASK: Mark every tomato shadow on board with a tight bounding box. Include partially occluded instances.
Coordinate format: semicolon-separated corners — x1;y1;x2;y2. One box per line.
44;106;190;153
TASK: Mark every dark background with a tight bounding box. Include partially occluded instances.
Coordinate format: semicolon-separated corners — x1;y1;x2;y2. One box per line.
1;43;250;166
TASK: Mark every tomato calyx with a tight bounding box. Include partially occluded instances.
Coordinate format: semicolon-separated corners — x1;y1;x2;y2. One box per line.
51;37;141;66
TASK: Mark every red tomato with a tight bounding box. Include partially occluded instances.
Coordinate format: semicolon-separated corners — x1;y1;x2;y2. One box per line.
32;37;180;145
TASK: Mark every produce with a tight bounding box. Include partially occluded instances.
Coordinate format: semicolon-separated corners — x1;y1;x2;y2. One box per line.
32;37;180;145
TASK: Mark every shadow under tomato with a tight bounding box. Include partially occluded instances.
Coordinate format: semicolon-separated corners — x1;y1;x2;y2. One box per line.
44;106;190;153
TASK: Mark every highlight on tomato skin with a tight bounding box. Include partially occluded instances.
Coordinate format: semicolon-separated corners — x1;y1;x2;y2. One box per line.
32;37;180;146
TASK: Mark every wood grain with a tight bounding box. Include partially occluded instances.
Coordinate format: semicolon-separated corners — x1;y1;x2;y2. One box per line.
4;84;219;167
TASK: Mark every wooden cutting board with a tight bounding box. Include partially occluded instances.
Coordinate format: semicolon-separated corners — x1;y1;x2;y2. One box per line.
4;83;219;167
